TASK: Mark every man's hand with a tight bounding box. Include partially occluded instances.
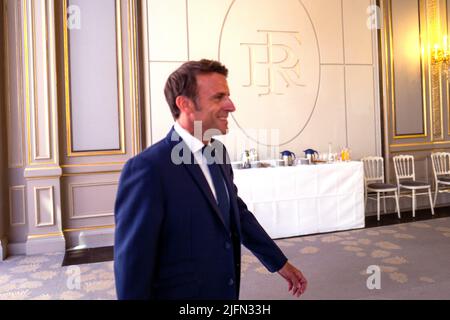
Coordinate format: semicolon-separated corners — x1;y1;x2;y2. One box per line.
277;261;308;297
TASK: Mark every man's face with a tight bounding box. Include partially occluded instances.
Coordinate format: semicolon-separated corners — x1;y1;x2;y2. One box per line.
192;72;236;137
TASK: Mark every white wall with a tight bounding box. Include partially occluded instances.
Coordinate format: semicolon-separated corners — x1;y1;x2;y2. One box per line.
146;0;381;161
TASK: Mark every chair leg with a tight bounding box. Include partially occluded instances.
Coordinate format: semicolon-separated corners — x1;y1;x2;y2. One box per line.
428;188;435;216
364;189;368;211
412;190;416;218
377;192;380;221
434;182;439;207
383;196;387;214
394;190;401;219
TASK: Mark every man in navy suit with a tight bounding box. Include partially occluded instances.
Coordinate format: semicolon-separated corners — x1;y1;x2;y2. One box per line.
114;59;307;300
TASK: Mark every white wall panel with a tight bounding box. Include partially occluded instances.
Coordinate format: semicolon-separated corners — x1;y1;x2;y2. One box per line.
148;0;188;61
147;0;380;161
68;0;121;151
302;0;344;64
346;65;376;159
149;62;182;143
187;0;233;60
343;0;373;64
298;65;347;156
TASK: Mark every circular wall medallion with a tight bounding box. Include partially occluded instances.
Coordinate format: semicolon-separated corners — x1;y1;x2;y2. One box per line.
219;0;321;146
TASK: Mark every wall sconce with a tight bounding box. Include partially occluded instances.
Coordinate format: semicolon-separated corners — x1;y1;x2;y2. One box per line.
432;35;450;75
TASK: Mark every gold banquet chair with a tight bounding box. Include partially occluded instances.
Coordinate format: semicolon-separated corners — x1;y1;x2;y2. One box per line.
362;156;400;221
393;155;435;218
431;152;450;206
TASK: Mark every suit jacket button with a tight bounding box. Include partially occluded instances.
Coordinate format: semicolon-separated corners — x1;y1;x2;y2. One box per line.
225;242;231;249
228;279;234;286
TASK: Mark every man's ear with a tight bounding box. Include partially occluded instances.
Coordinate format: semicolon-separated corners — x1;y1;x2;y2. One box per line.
176;96;194;115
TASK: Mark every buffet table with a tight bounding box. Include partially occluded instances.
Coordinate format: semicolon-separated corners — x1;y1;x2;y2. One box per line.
233;161;365;239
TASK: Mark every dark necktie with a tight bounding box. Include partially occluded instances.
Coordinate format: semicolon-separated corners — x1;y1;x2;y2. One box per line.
203;145;230;229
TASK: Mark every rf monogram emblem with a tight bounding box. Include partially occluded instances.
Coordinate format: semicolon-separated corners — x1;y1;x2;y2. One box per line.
240;30;305;96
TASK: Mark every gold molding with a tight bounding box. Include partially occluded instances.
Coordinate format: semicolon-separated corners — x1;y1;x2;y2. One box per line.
60;161;125;168
63;225;115;233
31;0;52;161
427;0;445;141
34;186;55;227
445;0;450;136
128;0;140;155
22;0;55;167
68;181;117;220
62;171;122;177
23;0;32;165
28;232;63;240
387;0;428;140
389;139;450;148
62;0;126;157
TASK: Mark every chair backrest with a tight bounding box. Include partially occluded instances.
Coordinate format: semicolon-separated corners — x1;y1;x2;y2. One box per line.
361;156;385;185
393;155;415;182
431;152;450;180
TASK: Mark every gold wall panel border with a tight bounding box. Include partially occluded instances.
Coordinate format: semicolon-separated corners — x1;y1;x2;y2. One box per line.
34;185;55;227
28;232;63;239
128;0;141;156
63;225;115;233
31;0;52;161
446;0;450;136
386;0;428;139
22;0;57;167
426;0;444;141
67;181;117;220
62;0;126;157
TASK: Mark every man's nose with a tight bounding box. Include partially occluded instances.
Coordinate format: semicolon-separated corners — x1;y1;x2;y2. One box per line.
224;97;236;112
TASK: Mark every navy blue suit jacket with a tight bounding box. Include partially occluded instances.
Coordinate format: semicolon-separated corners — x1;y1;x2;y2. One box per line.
114;128;287;300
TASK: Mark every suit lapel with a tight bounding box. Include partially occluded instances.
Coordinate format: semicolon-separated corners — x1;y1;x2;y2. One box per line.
219;162;242;234
166;129;229;231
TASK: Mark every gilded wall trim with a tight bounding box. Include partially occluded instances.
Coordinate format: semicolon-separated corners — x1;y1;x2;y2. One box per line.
63;225;114;233
386;0;428;139
31;0;52;160
128;0;140;155
62;0;126;157
427;0;445;141
33;186;55;227
68;181;117;220
23;0;56;166
27;232;63;239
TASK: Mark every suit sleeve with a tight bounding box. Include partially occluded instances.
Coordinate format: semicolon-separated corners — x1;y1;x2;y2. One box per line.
114;157;164;299
229;165;288;273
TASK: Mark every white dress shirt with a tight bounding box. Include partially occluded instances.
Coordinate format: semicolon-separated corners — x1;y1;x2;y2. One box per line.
174;122;219;201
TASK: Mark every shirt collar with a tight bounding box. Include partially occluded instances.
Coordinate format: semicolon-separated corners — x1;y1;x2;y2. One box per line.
174;122;205;154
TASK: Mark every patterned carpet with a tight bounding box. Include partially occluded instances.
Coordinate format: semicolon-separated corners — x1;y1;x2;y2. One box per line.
1;217;450;300
240;216;450;299
0;254;116;300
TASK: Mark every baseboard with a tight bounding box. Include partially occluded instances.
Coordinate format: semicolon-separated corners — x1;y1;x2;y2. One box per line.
0;237;7;260
65;227;114;250
26;235;66;255
7;242;26;256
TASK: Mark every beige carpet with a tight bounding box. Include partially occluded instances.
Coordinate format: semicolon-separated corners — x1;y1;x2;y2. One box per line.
1;217;450;299
240;217;450;300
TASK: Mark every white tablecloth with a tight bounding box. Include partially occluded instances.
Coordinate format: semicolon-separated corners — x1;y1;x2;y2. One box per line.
233;161;365;239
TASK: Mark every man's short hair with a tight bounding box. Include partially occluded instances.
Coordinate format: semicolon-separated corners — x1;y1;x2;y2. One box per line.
164;59;229;119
